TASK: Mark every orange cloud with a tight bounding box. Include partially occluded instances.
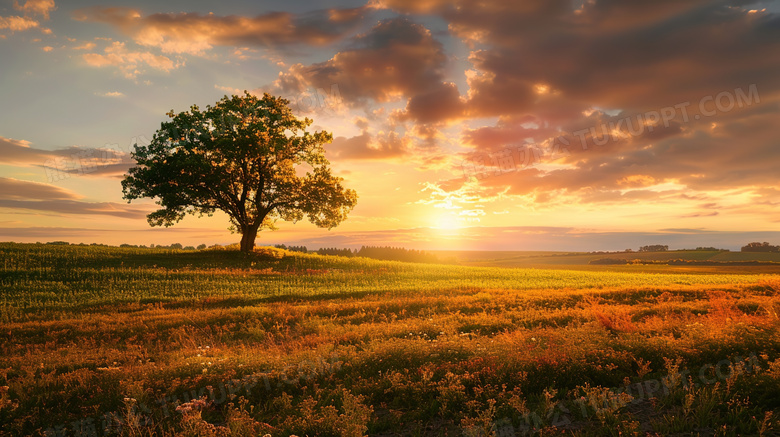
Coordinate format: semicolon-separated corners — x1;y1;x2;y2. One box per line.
72;41;96;50
0;177;77;201
13;0;56;20
0;136;132;179
82;41;180;78
73;6;368;56
328;131;409;160
0;15;39;31
0;176;147;225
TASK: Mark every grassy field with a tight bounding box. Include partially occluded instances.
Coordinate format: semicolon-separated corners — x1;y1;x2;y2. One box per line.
426;251;780;280
432;250;780;269
2;243;780;436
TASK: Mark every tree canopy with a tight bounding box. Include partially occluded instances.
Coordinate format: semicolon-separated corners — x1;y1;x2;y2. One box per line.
121;92;357;252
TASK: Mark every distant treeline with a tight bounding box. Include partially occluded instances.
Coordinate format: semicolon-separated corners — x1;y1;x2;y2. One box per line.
356;246;440;263
274;244;309;253
119;243;206;250
741;242;780;252
590;258;780;266
43;241;207;250
638;245;669;252
317;247;355;257
275;244;440;263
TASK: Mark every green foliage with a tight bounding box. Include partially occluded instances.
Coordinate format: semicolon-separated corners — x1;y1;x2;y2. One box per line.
121;92;357;252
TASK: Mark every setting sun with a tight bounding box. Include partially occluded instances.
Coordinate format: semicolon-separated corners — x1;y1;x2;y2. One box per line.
429;212;464;231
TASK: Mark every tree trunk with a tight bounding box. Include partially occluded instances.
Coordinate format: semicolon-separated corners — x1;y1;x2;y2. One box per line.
239;226;258;253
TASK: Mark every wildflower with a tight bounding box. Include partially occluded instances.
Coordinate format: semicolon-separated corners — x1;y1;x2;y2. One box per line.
176;398;209;414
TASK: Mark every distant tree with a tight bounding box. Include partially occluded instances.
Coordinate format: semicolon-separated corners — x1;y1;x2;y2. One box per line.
121;92;357;253
170;243;184;250
741;242;780;252
638;245;668;252
197;244;207;250
356;246;439;263
589;258;628;265
317;247;354;257
275;244;308;253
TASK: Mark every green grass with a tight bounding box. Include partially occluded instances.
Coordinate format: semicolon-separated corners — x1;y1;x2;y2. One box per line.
434;249;780;269
1;243;780;436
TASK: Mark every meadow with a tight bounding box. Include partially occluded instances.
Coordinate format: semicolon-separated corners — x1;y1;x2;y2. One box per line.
1;242;780;436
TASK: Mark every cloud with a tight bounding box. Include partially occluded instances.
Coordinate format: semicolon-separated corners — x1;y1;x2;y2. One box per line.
0;177;77;201
0;226;227;243
357;0;780;213
399;82;466;124
0;199;148;219
214;84;243;95
95;91;125;98
275;18;449;106
73;6;369;56
370;1;780;125
461;115;556;152
72;41;96;50
14;0;56;20
82;41;180;78
0;15;39;31
0;0;53;35
0;177;147;219
328;131;409;160
0;136;132;179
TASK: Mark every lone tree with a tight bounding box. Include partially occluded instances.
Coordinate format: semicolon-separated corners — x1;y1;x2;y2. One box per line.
122;92;357;252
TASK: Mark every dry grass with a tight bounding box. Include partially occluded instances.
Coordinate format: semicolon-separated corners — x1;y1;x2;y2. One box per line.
1;243;780;436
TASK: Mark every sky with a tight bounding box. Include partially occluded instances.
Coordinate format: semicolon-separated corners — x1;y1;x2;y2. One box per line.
1;0;780;251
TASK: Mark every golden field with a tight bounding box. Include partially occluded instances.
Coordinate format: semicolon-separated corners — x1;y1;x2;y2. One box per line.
1;243;780;436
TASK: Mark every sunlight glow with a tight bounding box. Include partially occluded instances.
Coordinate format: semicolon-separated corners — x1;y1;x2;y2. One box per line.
430;213;462;231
